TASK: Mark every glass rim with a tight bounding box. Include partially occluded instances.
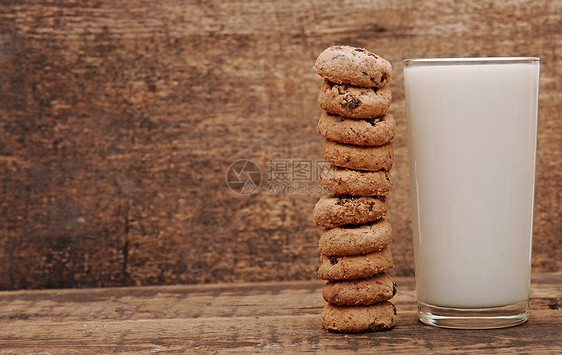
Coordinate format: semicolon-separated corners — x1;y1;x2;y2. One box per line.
404;57;540;67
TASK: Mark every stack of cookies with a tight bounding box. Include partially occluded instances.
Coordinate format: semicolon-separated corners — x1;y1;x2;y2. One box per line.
312;46;397;333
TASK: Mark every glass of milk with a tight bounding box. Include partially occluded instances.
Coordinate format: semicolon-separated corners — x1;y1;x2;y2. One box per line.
404;57;540;329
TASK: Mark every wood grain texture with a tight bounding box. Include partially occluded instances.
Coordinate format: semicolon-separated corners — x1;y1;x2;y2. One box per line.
0;273;561;353
0;0;560;289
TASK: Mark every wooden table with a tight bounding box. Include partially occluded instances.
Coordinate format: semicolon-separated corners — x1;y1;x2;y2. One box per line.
1;273;560;353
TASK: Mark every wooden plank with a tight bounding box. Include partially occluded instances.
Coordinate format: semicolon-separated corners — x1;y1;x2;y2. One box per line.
0;0;560;289
0;274;560;353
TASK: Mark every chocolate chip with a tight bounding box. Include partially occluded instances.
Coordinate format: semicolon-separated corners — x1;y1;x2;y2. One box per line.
392;282;397;296
336;197;353;206
392;304;397;315
341;96;360;110
367;117;383;126
380;73;387;83
353;48;368;56
336;84;349;95
329;256;339;265
370;323;391;331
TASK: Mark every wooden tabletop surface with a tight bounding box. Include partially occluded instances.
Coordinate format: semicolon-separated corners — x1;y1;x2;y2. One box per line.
1;273;560;354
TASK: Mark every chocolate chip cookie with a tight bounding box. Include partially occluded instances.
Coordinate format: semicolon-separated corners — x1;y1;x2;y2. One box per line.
314;45;392;88
321;166;393;197
312;194;388;228
318;218;392;256
318;81;392;119
323;139;394;172
322;272;397;306
318;246;394;280
317;112;396;146
321;301;397;333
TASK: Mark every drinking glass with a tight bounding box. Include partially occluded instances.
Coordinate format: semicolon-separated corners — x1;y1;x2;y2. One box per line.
404;57;540;329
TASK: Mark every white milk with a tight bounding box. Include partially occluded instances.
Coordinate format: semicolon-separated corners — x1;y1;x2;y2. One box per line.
404;59;540;308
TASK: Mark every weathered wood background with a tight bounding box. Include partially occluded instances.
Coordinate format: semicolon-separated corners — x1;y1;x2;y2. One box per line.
0;0;560;289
